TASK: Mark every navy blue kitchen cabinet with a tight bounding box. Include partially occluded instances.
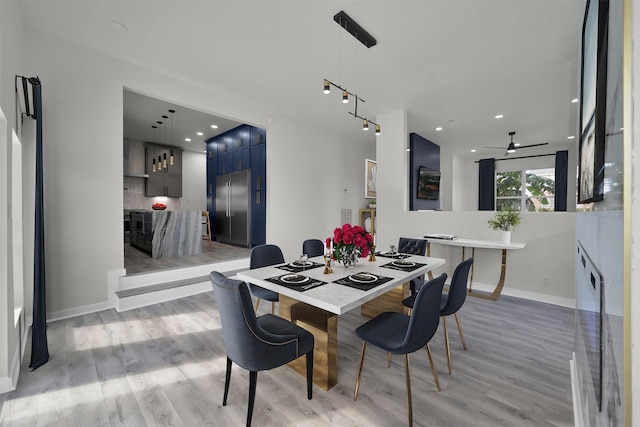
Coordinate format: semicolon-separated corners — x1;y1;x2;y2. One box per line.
206;139;218;238
206;125;266;247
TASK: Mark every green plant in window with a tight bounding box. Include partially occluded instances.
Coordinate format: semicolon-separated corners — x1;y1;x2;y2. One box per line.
525;173;555;211
488;209;521;231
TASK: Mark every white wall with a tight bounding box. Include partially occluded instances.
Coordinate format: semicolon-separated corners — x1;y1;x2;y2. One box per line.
0;0;26;393
377;109;576;304
265;116;376;260
180;151;206;212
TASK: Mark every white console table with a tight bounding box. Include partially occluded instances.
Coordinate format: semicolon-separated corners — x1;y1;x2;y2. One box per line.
423;237;526;301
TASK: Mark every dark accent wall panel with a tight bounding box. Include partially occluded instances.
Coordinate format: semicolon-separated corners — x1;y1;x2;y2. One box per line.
409;133;440;211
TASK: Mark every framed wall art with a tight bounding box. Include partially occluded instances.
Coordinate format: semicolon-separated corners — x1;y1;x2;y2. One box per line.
578;0;608;204
365;159;377;199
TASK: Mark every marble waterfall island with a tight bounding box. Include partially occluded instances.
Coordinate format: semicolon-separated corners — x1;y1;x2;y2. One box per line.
152;210;202;258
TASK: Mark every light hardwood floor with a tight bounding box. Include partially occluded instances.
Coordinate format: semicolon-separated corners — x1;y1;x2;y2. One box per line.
0;291;574;426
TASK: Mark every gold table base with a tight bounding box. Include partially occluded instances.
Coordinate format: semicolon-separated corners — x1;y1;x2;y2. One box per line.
279;294;338;391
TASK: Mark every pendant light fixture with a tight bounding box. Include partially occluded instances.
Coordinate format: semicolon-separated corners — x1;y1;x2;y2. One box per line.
151;124;159;172
324;80;331;94
322;11;381;135
168;109;175;165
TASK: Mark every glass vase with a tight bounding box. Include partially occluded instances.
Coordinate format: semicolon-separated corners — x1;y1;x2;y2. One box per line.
340;247;360;269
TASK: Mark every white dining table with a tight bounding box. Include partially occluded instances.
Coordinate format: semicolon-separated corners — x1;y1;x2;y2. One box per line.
236;253;446;390
236;254;446;315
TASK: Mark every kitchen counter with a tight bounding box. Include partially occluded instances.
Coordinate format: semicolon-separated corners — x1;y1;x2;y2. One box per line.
130;210;202;258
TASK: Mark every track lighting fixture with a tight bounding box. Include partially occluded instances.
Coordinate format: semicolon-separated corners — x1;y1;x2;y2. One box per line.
163;152;167;169
152;158;156;173
170;149;174;166
324;80;331;94
323;78;381;135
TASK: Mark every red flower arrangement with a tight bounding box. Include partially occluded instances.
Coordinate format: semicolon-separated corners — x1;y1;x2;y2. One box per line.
325;223;374;262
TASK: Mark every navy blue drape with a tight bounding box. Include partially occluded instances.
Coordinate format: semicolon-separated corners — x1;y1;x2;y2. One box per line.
554;150;568;212
478;158;495;210
30;79;49;370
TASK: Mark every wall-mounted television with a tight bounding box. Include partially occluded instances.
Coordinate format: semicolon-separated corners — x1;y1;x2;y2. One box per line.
417;166;440;200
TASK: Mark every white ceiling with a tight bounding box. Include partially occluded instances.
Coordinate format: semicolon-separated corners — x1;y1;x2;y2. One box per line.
18;1;582;156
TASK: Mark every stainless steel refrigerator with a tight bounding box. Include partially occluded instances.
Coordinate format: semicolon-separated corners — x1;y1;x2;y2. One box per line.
215;170;251;247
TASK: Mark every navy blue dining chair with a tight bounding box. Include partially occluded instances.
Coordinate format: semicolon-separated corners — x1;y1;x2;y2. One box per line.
403;257;473;374
209;271;314;427
249;244;284;313
302;238;325;258
353;273;447;427
397;237;428;295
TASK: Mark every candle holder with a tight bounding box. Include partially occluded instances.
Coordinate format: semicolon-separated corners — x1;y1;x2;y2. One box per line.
368;246;377;262
323;255;333;274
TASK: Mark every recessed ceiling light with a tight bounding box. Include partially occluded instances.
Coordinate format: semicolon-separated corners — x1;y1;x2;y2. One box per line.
108;20;128;32
406;148;410;152
495;114;504;119
196;132;204;136
571;98;578;103
567;135;575;140
211;124;218;129
435;127;443;131
470;149;477;153
185;138;192;142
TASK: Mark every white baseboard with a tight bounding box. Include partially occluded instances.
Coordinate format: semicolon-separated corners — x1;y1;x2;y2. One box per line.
570;353;583;427
470;281;575;308
26;299;114;327
0;343;21;395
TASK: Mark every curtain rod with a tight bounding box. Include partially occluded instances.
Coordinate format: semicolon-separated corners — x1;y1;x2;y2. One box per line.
474;152;556;163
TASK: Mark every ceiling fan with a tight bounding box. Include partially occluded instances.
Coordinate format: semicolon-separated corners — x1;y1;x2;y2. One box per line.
486;131;549;155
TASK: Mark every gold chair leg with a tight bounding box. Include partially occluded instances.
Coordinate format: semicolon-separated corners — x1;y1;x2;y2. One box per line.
454;312;467;350
271;301;275;314
387;352;391;368
354;342;367;401
443;316;452;375
254;298;261;312
405;354;413;427
425;344;441;392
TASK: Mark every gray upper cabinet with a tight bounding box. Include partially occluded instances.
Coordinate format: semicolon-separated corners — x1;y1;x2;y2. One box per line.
145;144;183;197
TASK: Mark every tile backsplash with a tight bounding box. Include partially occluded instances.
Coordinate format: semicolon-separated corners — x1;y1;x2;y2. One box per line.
123;177;181;210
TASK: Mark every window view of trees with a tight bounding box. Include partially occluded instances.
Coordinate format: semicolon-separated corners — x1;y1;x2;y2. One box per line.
496;168;555;212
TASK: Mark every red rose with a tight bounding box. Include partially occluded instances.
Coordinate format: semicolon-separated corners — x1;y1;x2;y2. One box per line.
333;228;342;242
342;223;352;234
352;225;365;234
342;231;355;245
354;234;366;248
